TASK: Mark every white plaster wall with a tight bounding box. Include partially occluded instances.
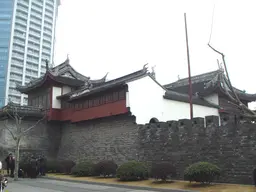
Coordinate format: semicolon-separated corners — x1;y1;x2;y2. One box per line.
52;87;62;109
62;86;71;95
204;93;219;105
162;100;219;121
127;76;219;124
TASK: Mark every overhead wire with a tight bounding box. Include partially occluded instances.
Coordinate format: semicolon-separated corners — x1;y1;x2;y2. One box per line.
208;1;216;44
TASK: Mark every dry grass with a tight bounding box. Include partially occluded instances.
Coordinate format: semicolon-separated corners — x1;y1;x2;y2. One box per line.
47;174;256;192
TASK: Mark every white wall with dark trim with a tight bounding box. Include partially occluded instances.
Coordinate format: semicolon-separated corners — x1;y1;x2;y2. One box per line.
126;76;219;124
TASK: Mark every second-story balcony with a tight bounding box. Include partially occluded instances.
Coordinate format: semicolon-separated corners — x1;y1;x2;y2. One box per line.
13;39;25;47
12;45;25;54
17;0;29;8
26;64;38;72
0;104;47;120
15;18;27;26
44;16;52;23
11;60;24;68
12;53;24;61
29;31;41;39
17;6;29;15
28;37;40;45
10;66;23;74
30;10;42;19
27;50;39;58
9;90;22;97
15;24;27;33
30;17;42;26
26;57;39;64
10;74;22;82
30;22;41;32
16;11;28;20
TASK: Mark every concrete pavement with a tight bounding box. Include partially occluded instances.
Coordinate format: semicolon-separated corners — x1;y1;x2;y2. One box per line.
5;178;196;192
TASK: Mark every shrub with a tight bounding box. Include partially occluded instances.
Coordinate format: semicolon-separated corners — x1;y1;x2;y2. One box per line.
60;160;76;174
45;159;76;174
46;160;62;173
116;161;149;181
94;160;118;177
71;161;94;177
184;162;221;184
151;162;176;181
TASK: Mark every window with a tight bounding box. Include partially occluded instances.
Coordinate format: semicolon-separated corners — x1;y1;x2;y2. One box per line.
32;98;35;106
99;96;105;105
38;95;42;106
93;98;99;106
42;95;46;107
83;100;88;108
119;90;125;100
28;98;32;106
88;100;93;108
105;94;112;103
113;92;118;101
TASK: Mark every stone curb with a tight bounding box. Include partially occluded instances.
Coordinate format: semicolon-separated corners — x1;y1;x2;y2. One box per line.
42;176;198;192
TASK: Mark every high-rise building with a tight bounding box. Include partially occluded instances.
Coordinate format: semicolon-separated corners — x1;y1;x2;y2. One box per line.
0;0;60;107
0;0;14;108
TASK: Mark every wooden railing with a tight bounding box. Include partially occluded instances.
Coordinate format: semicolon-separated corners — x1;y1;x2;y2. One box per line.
0;104;47;119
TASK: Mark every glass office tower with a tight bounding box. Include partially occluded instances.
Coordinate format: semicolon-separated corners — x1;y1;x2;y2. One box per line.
0;0;60;107
0;0;14;107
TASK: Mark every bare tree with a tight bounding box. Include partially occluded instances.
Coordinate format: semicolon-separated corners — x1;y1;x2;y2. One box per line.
1;103;46;181
208;43;256;118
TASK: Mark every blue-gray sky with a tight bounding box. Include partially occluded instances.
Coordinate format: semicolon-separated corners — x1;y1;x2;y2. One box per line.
54;0;256;107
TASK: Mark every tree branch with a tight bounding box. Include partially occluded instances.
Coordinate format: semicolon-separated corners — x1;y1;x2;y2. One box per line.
4;107;16;121
208;43;256;117
23;116;46;134
3;120;16;140
208;43;224;56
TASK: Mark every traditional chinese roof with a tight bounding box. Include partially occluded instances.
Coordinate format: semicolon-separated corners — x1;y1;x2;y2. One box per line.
163;90;220;108
16;58;108;94
58;64;154;101
164;69;256;102
0;103;45;120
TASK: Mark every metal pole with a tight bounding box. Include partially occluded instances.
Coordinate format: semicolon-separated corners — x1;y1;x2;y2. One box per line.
184;13;193;120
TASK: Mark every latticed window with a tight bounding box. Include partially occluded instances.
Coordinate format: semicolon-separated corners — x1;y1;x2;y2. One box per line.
88;100;93;108
113;92;118;101
99;96;105;105
105;93;112;103
83;100;88;108
118;90;125;99
93;98;100;106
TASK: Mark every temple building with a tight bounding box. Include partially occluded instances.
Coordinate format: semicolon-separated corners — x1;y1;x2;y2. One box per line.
15;59;220;124
164;69;256;117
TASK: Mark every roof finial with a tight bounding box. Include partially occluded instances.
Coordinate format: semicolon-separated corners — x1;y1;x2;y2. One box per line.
45;59;49;71
151;65;156;79
143;63;148;72
66;54;70;64
217;59;224;72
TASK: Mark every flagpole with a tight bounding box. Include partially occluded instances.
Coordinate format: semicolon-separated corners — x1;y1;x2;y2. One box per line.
184;13;193;120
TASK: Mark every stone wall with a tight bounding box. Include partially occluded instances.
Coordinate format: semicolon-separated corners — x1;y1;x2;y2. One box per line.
0;119;61;160
58;115;138;164
57;114;256;185
2;113;255;184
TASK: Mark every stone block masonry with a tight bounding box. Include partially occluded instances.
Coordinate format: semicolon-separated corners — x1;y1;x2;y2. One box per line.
58;115;139;164
0;119;61;160
57;114;256;185
1;113;256;184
